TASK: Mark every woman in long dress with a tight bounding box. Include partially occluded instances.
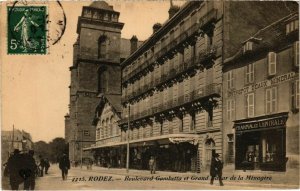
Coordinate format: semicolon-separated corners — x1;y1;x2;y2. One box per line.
14;9;39;51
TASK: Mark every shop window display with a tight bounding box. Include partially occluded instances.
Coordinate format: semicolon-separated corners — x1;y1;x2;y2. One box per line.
236;129;286;171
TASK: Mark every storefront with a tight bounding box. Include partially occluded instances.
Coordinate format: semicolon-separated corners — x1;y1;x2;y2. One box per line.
234;112;288;172
85;134;199;172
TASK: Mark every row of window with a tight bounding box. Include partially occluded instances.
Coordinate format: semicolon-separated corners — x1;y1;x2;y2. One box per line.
227;42;299;89
123;2;215;80
286;19;299;34
121;111;214;140
123;33;214;83
96;125;121;140
122;74;213;117
226;80;299;120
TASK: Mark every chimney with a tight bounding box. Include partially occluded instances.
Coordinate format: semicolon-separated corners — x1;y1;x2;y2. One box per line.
130;35;138;54
153;23;162;34
168;0;180;19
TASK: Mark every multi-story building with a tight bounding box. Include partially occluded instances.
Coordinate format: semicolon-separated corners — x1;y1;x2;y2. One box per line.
1;129;33;163
84;1;298;172
223;13;299;171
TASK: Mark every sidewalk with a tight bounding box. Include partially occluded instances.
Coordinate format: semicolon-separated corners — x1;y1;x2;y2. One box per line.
76;165;299;189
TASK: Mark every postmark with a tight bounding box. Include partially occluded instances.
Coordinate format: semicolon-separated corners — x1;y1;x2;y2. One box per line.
7;1;67;55
7;5;47;54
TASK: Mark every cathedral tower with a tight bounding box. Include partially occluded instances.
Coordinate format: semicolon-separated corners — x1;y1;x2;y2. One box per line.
66;1;124;162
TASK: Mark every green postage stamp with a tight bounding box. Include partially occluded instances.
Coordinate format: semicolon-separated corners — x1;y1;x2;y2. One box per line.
7;6;47;54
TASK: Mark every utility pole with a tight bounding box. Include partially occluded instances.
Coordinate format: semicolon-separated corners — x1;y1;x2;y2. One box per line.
11;125;15;153
80;130;83;169
126;104;130;173
73;129;75;164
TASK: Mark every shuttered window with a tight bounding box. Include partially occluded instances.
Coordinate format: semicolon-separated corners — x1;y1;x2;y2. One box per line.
266;87;277;114
246;93;255;117
268;52;277;76
245;63;254;84
294;41;299;66
227;71;234;89
227;99;235;121
291;80;299;109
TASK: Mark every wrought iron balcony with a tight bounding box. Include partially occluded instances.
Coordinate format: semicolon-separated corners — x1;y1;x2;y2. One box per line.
122;8;218;84
122;54;215;103
119;83;221;125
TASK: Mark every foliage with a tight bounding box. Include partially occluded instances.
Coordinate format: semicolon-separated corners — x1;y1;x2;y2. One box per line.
33;137;68;163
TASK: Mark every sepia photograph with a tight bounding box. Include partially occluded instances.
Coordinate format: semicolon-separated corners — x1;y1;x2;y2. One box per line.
0;0;299;190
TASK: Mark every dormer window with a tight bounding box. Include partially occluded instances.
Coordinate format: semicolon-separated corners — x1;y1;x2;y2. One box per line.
286;20;299;34
243;41;253;53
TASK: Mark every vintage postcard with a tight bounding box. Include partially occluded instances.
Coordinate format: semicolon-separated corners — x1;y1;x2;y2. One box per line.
1;0;299;190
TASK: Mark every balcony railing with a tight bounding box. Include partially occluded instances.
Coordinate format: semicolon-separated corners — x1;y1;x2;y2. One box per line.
122;8;218;84
122;49;217;103
119;83;221;125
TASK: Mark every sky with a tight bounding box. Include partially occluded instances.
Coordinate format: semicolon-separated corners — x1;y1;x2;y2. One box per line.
1;1;185;142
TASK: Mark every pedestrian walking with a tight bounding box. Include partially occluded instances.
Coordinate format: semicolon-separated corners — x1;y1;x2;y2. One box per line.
4;149;24;190
210;153;224;186
149;156;156;174
38;155;46;177
23;150;37;190
44;158;50;174
59;154;70;181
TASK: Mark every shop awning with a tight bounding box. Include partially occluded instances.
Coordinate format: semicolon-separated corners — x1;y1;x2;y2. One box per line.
83;133;200;151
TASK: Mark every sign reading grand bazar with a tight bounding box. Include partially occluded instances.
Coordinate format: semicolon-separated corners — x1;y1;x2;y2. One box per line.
56;0;300;189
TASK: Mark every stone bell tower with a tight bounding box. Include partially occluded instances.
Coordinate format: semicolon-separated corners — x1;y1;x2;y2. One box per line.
66;1;124;162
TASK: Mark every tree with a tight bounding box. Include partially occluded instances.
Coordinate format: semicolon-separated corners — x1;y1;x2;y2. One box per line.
33;141;50;160
33;137;68;163
48;137;68;163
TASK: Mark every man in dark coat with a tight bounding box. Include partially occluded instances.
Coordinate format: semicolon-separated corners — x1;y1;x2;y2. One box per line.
23;150;37;190
38;155;46;177
59;154;70;180
44;158;50;174
4;149;24;190
210;153;224;186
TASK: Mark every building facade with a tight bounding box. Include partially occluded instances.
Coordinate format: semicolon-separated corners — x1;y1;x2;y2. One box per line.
1;129;33;163
83;1;298;173
119;1;223;172
65;1;124;162
223;13;299;171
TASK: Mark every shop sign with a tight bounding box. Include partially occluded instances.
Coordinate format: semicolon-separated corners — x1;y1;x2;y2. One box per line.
234;116;288;131
229;72;296;97
169;137;199;145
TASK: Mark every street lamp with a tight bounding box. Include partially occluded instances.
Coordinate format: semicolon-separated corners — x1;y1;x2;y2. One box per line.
126;104;130;173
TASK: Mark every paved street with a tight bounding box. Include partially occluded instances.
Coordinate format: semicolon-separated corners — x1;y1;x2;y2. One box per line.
34;165;260;190
2;164;298;190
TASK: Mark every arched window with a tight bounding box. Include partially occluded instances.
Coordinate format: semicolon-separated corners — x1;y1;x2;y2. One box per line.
204;137;216;169
98;35;107;59
105;118;109;138
101;120;105;139
109;116;113;137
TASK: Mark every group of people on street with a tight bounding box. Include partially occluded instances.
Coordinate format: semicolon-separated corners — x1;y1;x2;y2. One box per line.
3;149;50;190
